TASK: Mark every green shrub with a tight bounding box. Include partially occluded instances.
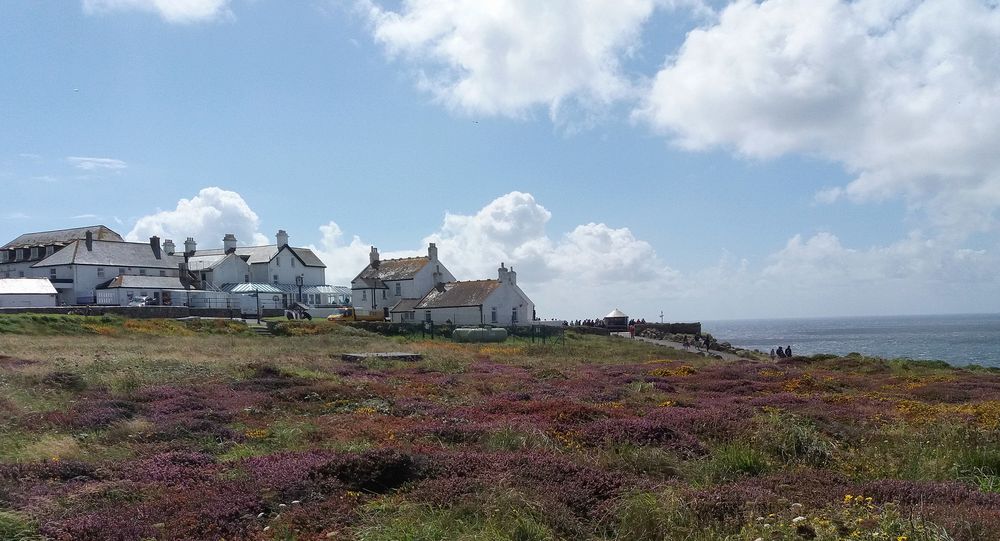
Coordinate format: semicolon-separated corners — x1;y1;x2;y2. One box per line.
756;410;835;467
0;509;41;540
700;442;770;482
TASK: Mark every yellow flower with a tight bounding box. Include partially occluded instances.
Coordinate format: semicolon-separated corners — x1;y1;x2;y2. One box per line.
843;494;853;503
897;537;908;541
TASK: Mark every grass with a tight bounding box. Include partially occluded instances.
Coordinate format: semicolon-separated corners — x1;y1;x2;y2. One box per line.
0;317;997;539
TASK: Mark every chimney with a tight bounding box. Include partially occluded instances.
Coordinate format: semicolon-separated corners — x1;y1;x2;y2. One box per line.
150;236;161;259
85;230;93;251
163;239;175;256
498;262;508;282
276;230;289;247
369;246;380;267
223;233;237;254
184;237;197;256
428;242;438;262
509;266;517;285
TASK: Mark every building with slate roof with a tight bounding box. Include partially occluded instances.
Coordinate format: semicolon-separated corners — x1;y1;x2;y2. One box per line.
351;243;456;318
1;225;123;281
29;233;185;305
390;262;534;326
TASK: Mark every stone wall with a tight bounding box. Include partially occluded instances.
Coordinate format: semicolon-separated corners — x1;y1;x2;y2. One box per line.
0;306;240;319
634;322;702;335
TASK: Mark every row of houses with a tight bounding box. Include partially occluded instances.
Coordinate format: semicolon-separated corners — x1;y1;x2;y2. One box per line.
0;224;535;326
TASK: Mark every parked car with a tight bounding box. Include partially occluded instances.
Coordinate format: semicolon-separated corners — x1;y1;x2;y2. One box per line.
128;296;149;307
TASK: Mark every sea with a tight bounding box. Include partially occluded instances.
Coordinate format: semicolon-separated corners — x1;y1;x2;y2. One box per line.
702;313;1000;367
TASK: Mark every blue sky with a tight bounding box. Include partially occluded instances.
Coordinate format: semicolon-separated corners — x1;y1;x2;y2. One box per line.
2;0;998;320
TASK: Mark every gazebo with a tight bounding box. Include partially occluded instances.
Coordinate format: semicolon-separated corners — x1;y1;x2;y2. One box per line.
604;308;629;331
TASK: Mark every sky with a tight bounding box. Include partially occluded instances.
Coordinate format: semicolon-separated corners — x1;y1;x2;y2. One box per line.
1;0;999;321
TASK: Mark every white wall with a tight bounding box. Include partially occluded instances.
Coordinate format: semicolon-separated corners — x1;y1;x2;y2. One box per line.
261;248;325;286
424;306;484;326
205;255;250;286
482;282;535;326
0;294;57;307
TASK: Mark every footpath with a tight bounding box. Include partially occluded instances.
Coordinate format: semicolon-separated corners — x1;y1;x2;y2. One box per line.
624;334;748;362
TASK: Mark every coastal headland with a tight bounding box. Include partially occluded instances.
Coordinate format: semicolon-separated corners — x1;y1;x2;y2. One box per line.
1;314;998;540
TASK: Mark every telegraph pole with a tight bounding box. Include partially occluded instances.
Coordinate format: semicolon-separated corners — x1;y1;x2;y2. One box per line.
659;311;664;323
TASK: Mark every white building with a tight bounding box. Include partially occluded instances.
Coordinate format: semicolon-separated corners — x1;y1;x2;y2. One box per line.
30;233;185;305
0;278;58;307
351;243;456;318
1;225;123;280
391;263;535;326
188;230;337;308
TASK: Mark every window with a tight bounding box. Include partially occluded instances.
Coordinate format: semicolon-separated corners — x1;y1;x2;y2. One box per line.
18;271;24;278
395;282;401;296
159;270;166;277
511;307;518;323
491;307;497;323
382;290;386;299
139;269;146;276
31;247;39;259
97;267;105;278
425;310;432;322
50;268;57;279
273;274;279;284
276;257;280;267
291;258;295;267
244;274;250;283
46;246;53;256
119;268;125;274
362;290;367;300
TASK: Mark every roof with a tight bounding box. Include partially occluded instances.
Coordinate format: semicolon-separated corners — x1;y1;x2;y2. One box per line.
415;280;501;309
605;308;628;318
354;257;430;285
220;282;284;294
99;275;186;290
0;278;57;295
186;253;232;271
31;240;183;269
1;225;123;250
390;298;421;313
192;245;325;267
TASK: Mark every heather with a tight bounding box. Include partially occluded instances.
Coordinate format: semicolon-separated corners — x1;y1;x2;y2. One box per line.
0;324;999;539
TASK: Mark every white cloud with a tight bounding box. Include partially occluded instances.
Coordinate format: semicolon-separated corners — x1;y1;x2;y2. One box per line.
82;0;232;23
360;0;672;119
67;156;128;171
637;0;1000;236
127;187;269;246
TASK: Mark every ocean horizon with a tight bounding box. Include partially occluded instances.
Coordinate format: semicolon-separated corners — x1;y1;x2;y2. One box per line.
702;313;1000;367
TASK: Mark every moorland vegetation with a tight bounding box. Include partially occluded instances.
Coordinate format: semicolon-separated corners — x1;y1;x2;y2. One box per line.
0;315;999;540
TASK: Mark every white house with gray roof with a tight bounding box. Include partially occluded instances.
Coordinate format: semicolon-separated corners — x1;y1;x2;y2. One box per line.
1;225;122;281
391;263;534;326
30;234;185;305
185;230;338;308
352;243;456;318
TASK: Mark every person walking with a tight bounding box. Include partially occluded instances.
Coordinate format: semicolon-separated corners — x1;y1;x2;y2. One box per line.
769;348;775;360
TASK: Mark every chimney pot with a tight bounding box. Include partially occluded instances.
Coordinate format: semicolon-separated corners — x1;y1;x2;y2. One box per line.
276;230;289;247
163;239;176;256
184;237;197;256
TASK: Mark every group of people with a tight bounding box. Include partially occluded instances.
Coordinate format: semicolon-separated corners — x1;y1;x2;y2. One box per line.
573;318;648;327
770;346;793;359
